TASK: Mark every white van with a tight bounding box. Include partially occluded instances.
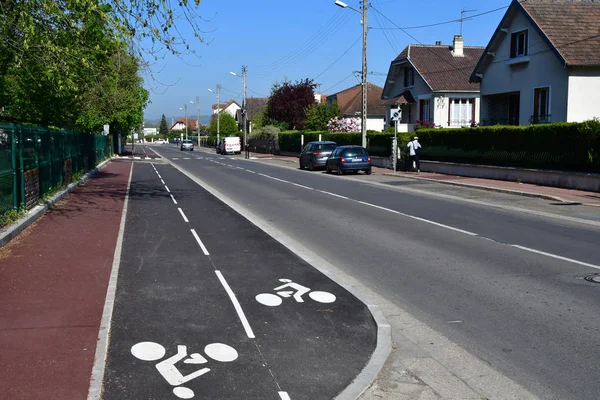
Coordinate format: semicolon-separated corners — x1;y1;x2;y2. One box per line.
217;137;241;155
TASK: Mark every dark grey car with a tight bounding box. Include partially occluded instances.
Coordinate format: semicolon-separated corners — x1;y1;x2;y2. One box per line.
299;141;337;171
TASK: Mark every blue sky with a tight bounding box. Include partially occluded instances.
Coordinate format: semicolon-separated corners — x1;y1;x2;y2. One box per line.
143;0;512;124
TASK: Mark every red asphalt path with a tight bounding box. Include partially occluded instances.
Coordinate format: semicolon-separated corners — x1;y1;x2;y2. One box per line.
0;161;131;400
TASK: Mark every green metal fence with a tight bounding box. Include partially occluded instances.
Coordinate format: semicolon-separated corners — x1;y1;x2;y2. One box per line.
0;122;112;217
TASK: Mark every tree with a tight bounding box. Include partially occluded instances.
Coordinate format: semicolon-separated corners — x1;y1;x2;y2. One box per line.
265;79;317;130
305;101;341;131
208;113;239;135
159;115;169;136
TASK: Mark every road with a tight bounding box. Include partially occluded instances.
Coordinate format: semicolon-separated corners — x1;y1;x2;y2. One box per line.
144;143;600;400
100;159;376;400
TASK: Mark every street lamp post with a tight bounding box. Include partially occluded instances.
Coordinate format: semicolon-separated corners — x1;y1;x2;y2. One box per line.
335;0;368;148
208;85;221;144
179;100;194;141
230;66;247;153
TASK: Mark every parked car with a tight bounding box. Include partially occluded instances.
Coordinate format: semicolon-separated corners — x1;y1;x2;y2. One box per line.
217;137;241;155
326;145;371;175
180;139;194;151
299;141;337;171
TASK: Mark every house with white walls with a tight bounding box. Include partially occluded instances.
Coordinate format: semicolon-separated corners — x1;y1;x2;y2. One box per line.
326;83;387;132
212;99;241;117
470;0;600;125
381;36;484;132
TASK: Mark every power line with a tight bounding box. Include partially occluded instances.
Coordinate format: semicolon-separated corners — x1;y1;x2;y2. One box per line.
371;5;509;31
314;34;362;81
321;73;355;94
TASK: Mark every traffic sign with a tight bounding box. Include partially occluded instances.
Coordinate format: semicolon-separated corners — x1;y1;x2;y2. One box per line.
390;109;402;122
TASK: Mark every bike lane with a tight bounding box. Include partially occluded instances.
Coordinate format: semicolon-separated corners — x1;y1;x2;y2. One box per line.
135;163;377;399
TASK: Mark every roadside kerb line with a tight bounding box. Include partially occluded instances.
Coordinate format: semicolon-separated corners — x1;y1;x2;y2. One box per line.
190;229;210;256
215;270;255;339
170;194;178;205
178;208;189;223
511;245;600;270
87;163;133;400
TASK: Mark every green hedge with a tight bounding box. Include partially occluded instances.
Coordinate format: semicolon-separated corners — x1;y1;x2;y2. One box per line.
415;120;600;172
278;131;398;157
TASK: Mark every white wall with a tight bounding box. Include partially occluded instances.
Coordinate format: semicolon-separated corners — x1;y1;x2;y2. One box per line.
480;10;568;124
567;69;600;122
366;117;385;132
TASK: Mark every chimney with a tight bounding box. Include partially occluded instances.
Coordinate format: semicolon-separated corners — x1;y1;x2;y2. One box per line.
452;34;464;57
435;41;442;46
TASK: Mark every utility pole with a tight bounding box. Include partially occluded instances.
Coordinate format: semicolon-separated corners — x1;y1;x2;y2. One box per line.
217;84;221;142
242;65;247;151
361;0;368;148
196;95;200;144
184;103;188;141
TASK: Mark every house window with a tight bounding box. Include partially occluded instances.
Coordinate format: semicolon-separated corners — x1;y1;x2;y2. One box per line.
533;87;550;123
449;98;474;126
419;99;430;123
403;67;414;87
510;30;528;58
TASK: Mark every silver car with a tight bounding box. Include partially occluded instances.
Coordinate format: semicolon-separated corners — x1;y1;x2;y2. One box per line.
299;141;337;171
180;139;194;151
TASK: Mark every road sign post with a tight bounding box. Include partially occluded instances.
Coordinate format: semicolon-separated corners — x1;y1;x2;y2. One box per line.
390;109;402;173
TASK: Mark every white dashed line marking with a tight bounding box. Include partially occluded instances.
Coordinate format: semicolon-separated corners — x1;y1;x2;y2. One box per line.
215;270;255;339
178;208;189;223
190;229;210;256
317;190;348;199
170;194;178;205
160;179;165;185
164;185;171;193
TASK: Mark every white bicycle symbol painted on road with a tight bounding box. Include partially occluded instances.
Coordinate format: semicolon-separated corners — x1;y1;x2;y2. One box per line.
131;341;238;399
255;279;336;307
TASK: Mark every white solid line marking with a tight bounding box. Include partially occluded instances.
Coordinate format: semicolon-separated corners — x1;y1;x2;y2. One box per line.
356;200;400;214
87;163;133;400
215;270;255;339
278;392;291;400
511;245;600;270
160;179;165;185
178;208;189;223
190;229;210;256
170;194;178;205
317;190;348;199
292;183;314;190
164;185;170;193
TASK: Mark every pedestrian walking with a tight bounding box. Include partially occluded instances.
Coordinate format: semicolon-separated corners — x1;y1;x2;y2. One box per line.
407;136;421;172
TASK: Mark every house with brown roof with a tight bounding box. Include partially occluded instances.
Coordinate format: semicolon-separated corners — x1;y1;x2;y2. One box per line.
326;83;387;131
381;35;484;132
471;0;600;126
235;97;269;133
170;118;198;132
212;99;241;118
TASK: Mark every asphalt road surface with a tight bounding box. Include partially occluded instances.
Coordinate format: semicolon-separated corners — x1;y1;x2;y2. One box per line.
100;160;376;400
149;144;600;400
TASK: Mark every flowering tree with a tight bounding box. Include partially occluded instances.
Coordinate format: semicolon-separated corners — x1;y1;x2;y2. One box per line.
414;120;438;131
327;117;361;132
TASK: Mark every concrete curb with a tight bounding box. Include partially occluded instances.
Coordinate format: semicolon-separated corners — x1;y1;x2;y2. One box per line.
380;172;566;202
0;158;113;248
160;154;392;400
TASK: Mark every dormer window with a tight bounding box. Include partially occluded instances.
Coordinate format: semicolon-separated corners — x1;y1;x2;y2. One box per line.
510;30;528;58
403;67;414;87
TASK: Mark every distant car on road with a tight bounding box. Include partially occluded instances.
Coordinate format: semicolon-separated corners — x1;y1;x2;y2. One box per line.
180;139;194;151
155;138;168;144
299;141;337;171
326;145;371;175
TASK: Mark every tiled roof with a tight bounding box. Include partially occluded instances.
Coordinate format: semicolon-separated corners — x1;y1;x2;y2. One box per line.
245;97;268;120
170;118;197;131
520;0;600;66
395;44;483;91
382;90;416;105
212;99;241;110
327;83;387;116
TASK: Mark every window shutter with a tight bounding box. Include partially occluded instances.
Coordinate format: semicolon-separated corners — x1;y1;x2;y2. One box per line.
471;98;476;123
533;88;540;122
419;100;424;121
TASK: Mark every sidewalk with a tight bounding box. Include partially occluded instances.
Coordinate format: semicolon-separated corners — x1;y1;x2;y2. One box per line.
249;151;600;207
0;161;131;400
